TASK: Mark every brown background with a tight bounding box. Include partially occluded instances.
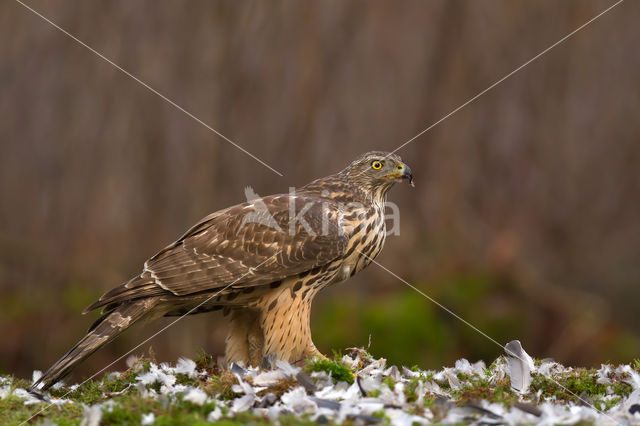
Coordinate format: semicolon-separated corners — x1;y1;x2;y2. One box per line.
1;0;639;382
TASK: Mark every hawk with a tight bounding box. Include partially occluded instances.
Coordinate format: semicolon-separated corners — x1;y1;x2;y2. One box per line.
33;151;413;391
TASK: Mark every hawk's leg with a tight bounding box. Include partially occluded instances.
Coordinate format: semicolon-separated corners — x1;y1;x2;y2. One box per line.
225;309;264;366
259;285;321;364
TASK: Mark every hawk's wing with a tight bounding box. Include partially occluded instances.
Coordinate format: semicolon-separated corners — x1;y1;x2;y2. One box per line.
85;194;348;312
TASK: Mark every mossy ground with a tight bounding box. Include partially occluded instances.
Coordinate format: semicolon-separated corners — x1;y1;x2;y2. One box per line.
304;357;355;385
1;352;637;425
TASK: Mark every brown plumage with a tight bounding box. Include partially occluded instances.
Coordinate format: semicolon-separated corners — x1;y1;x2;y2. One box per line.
33;151;413;391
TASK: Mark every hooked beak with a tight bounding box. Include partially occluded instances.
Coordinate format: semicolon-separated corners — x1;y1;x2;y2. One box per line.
398;162;414;187
383;161;415;187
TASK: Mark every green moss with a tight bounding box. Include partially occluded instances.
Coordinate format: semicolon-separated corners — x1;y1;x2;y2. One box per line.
101;403;141;425
531;374;573;402
564;370;608;396
610;381;633;398
456;372;470;381
48;361;145;404
203;371;238;400
172;397;217;415
194;349;214;371
530;369;632;405
50;380;107;404
381;376;395;390
448;373;518;408
147;380;162;394
594;396;623;412
371;409;387;419
423;395;436;408
8;377;31;389
435;378;450;390
305;358;354;384
403;377;418;402
154;413;212;426
0;394;84;425
459;382;517;406
175;373;199;387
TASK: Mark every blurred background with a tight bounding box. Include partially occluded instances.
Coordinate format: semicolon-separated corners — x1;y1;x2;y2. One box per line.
1;0;639;381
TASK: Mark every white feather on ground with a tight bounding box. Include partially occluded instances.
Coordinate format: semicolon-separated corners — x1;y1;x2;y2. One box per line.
504;340;535;394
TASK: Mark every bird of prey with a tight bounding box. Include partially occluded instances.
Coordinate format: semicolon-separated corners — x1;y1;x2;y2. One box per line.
33;151;413;391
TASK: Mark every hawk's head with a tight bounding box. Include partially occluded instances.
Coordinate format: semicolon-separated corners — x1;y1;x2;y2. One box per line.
340;151;413;199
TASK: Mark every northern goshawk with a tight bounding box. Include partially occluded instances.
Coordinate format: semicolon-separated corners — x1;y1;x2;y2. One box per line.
33;151;413;390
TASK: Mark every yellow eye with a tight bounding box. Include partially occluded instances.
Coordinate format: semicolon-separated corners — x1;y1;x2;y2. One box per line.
371;161;382;170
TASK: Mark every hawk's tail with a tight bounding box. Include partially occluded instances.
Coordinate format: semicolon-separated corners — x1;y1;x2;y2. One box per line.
32;298;159;392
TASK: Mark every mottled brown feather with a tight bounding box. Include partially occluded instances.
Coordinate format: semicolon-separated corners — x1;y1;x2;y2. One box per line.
84;195;348;312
